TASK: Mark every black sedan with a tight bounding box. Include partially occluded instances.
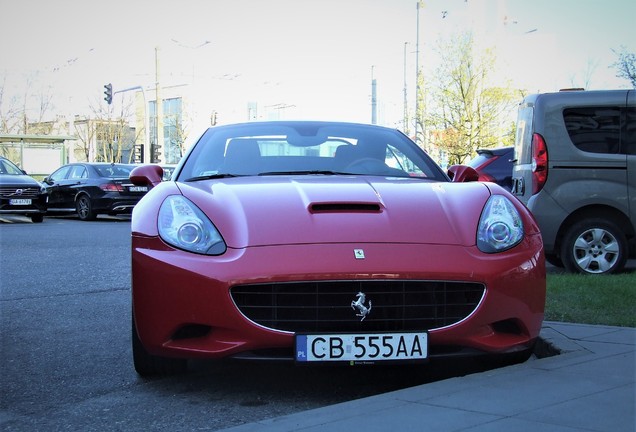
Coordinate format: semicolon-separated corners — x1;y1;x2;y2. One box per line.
0;156;47;222
43;163;149;221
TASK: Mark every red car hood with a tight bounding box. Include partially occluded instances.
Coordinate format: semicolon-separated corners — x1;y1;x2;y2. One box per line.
178;176;491;249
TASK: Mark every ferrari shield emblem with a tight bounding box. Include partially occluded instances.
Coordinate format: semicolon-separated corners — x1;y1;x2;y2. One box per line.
354;249;365;259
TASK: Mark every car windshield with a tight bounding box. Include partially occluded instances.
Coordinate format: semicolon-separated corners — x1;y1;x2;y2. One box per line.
94;164;136;178
178;122;447;181
0;158;25;175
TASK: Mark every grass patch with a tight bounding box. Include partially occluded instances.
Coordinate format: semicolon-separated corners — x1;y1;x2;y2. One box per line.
546;272;636;327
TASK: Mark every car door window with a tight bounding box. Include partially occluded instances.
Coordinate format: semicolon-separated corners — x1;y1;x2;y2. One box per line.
563;107;621;154
69;165;87;179
625;106;636;155
49;166;71;182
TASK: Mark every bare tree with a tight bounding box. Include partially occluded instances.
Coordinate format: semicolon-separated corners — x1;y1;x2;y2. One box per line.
0;72;55;161
164;110;187;164
87;98;138;163
424;32;519;165
72;116;98;162
569;58;600;89
414;71;427;150
612;46;636;88
1;74;25;134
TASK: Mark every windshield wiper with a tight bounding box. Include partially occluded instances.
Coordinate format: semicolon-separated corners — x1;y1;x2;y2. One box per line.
185;173;242;181
258;170;347;176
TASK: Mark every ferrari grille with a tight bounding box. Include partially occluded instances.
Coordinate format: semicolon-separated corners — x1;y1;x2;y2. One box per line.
231;280;485;333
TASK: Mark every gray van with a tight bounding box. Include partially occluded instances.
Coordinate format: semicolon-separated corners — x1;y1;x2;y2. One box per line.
511;89;635;274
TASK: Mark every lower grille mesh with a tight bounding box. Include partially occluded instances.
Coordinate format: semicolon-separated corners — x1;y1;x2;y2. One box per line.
231;280;485;333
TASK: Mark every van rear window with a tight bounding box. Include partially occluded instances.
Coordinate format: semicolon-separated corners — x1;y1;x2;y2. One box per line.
563;107;620;154
514;106;534;164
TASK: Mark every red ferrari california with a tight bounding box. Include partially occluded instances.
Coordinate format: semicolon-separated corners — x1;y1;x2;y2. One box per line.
129;121;545;376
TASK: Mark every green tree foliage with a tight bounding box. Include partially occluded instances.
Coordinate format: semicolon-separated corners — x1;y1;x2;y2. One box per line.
424;32;520;165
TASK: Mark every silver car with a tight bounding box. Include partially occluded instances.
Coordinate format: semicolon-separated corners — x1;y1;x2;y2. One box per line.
511;89;635;274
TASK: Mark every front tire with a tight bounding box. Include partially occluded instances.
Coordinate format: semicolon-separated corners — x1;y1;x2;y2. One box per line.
561;218;627;274
132;314;187;377
76;195;96;221
30;214;44;223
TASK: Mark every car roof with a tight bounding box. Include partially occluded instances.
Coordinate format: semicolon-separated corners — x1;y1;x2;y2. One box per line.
475;147;513;157
206;120;401;133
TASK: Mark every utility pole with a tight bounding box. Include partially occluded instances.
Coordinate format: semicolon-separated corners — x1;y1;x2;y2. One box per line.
154;46;164;164
371;65;377;125
113;85;150;164
415;1;423;146
403;42;409;135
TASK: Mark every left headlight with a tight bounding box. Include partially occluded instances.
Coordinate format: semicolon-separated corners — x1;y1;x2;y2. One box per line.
477;195;524;253
158;195;226;255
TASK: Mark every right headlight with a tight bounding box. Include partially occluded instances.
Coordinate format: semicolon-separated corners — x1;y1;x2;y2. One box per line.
477;195;524;253
158;195;226;255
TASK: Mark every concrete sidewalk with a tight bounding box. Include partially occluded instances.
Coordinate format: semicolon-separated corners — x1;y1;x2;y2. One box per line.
220;322;635;432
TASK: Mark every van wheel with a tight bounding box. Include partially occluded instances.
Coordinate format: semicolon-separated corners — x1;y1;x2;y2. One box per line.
561;218;627;274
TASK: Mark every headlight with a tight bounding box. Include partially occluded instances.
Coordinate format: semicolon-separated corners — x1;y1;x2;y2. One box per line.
477;195;524;253
158;195;226;255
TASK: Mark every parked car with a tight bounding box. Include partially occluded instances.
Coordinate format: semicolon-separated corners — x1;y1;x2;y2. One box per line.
0;156;47;222
467;146;514;190
512;89;635;274
160;164;177;181
43;162;149;221
129;121;546;376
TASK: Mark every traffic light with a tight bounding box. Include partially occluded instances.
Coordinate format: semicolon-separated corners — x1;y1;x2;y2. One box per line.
151;144;161;163
103;83;113;105
133;144;144;163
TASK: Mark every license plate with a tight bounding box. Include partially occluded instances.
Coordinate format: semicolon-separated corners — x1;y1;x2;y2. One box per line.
9;199;32;205
295;332;428;363
128;186;147;192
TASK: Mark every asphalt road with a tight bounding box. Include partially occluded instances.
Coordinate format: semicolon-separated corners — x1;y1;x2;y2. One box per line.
1;215;504;431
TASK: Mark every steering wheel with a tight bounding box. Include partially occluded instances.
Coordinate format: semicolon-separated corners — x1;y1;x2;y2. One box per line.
345;158;388;174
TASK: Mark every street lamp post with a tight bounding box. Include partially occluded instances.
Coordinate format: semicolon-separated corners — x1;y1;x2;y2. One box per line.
415;1;422;146
113;85;150;164
152;40;211;164
371;65;377;125
403;42;409;134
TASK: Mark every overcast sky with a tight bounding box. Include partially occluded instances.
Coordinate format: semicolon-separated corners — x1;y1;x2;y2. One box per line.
1;0;634;127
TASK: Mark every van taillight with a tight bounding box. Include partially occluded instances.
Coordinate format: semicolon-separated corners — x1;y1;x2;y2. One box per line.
531;133;548;195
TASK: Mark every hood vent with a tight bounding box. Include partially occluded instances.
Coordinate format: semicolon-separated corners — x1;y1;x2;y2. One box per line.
309;202;382;213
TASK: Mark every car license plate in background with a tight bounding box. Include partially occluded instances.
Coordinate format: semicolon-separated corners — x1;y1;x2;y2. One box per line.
129;186;147;192
295;332;427;363
9;199;32;205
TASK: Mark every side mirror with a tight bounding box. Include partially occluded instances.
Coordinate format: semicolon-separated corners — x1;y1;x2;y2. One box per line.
447;165;479;183
130;164;164;188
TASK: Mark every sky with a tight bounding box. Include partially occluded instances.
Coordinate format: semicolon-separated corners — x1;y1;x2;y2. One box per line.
1;0;634;131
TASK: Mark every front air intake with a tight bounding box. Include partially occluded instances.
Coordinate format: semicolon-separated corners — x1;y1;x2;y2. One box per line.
231;280;485;333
